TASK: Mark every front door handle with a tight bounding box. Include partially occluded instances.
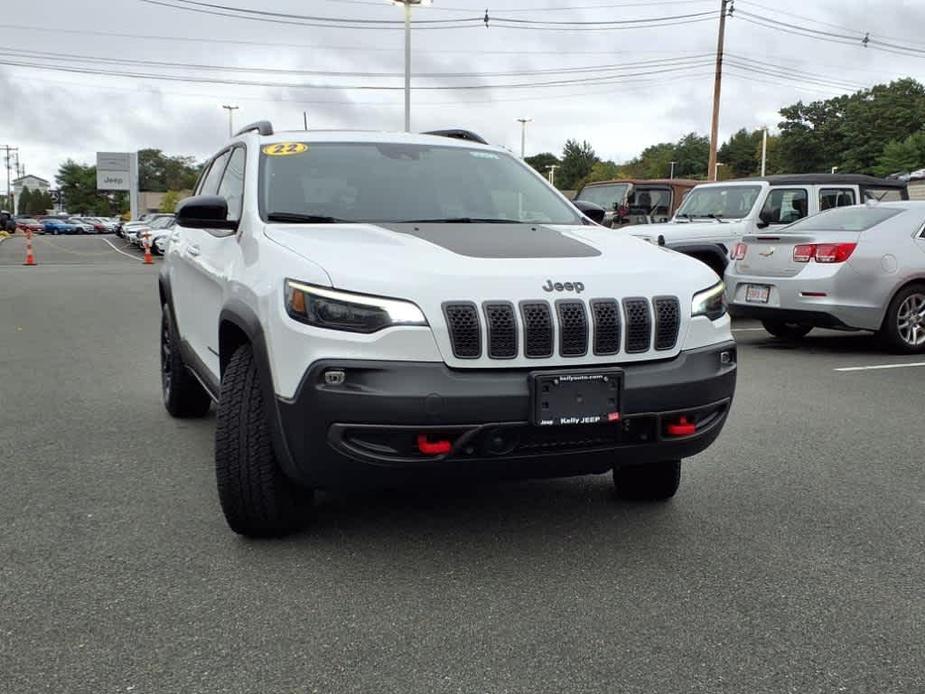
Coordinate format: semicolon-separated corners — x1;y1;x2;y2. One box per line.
187;244;201;257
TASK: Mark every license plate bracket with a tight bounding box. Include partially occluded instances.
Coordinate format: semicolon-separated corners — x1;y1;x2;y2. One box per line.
746;284;771;304
530;369;623;427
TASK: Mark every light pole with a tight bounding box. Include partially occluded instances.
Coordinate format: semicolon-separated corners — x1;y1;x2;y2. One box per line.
391;1;431;133
760;127;768;176
222;105;239;137
669;160;677;179
517;118;532;159
547;164;558;187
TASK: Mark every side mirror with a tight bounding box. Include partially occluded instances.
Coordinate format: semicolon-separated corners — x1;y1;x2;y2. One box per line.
572;199;606;225
176;195;238;231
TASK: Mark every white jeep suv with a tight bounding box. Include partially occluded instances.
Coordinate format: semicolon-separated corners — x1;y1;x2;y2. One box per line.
159;122;737;537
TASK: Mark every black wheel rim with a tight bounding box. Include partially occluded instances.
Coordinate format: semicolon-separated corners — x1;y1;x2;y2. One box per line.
161;313;172;398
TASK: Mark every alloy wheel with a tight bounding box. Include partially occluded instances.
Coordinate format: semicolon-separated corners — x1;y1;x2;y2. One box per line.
896;292;925;347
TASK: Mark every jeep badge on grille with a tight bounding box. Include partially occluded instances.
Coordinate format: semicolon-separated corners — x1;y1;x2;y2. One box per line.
542;280;585;294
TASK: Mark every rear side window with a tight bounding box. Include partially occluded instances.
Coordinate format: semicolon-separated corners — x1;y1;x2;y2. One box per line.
863;187;904;202
760;188;808;224
199;151;231;196
784;206;903;232
819;188;856;210
217;148;246;221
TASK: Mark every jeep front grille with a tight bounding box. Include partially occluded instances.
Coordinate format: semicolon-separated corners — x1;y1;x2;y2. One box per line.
444;296;677;361
654;297;680;351
590;299;620;356
443;302;481;359
484;302;517;359
521;301;554;358
623;298;652;353
556;300;588;357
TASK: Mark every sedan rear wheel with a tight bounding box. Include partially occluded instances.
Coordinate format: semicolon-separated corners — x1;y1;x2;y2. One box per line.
881;285;925;354
761;320;813;340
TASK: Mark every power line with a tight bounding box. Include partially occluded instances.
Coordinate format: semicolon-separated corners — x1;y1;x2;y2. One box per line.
0;45;713;80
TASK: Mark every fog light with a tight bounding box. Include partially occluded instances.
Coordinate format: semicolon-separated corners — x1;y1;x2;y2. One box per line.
323;369;346;386
720;350;735;365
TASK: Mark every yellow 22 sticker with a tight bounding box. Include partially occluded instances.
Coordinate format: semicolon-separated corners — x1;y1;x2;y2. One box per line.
262;142;308;156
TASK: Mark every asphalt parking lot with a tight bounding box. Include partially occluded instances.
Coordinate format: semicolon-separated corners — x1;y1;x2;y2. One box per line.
1;235;923;694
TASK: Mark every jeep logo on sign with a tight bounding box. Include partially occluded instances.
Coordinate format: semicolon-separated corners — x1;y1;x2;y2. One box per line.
542;280;585;294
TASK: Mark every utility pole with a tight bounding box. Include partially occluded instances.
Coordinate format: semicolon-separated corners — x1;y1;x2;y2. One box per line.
222;105;239;138
547;164;558;187
517;118;532;159
2;145;19;213
392;1;430;132
760;127;768;176
707;0;731;181
669;160;677;179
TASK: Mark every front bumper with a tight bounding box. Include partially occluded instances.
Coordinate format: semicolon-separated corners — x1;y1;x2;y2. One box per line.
272;341;737;488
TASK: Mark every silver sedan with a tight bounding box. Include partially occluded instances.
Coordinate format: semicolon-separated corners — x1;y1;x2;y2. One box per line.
725;201;925;353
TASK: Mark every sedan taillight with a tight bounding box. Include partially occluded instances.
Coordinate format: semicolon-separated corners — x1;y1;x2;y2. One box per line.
792;243;856;264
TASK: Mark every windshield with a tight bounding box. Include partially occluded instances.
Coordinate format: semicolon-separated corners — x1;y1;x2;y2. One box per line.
260;142;581;225
675;185;762;220
783;205;903;232
576;183;630;210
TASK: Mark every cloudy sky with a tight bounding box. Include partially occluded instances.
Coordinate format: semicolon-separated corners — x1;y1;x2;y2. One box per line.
3;0;925;186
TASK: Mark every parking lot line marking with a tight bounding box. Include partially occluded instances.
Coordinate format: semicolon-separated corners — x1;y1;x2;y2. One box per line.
101;238;143;262
835;362;925;373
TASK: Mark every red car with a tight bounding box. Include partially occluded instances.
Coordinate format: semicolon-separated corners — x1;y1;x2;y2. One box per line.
16;217;44;234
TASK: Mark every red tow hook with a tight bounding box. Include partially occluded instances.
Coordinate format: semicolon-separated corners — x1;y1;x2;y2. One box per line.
666;416;697;437
416;434;452;456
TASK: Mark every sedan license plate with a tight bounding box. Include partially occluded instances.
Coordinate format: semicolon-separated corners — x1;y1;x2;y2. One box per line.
746;284;770;304
531;369;623;426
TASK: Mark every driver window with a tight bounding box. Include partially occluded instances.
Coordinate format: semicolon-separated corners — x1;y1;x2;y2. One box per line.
760;188;808;224
200;151;230;197
217;148;246;221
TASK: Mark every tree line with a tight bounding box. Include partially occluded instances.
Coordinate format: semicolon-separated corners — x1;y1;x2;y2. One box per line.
527;77;925;191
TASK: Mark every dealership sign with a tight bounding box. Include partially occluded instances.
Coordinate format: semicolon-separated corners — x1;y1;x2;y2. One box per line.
96;152;134;191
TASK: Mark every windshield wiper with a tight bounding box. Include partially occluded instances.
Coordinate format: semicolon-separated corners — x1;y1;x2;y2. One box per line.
267;212;349;224
397;217;516;224
675;213;693;222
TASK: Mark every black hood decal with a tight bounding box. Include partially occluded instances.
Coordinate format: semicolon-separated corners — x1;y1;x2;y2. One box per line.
378;223;601;259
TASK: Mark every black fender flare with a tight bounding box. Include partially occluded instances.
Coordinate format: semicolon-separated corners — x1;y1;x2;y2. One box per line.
664;241;729;276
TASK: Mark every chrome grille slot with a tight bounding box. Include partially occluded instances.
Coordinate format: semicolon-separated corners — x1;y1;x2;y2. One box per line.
520;301;554;358
590;299;620;356
555;300;588;357
484;302;517;359
443;302;481;359
653;297;680;351
623;298;652;353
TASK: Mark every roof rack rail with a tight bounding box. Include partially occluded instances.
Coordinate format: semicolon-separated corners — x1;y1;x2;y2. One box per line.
234;120;274;138
422;129;488;145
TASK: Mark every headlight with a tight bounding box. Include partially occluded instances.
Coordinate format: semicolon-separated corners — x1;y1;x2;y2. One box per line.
691;281;726;320
285;280;428;333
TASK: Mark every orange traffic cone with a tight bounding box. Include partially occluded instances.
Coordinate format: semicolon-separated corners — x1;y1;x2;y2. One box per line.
142;232;154;265
23;231;36;266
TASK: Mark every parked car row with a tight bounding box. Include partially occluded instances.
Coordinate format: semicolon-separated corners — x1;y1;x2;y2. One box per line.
118;214;176;255
14;215;122;235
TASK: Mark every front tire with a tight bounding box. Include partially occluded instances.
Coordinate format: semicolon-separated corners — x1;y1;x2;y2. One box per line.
215;344;313;537
880;284;925;354
614;460;681;501
161;305;212;418
762;320;813;340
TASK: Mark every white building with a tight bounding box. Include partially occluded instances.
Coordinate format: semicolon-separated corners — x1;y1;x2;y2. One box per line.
12;175;51;214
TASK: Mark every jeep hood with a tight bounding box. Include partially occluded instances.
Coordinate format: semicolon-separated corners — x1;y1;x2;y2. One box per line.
265;222;718;301
628;219;749;244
